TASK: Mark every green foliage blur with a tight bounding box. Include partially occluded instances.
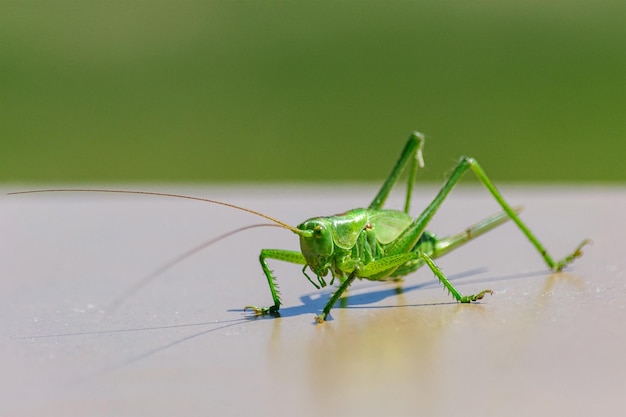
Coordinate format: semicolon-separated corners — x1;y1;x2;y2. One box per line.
1;0;624;183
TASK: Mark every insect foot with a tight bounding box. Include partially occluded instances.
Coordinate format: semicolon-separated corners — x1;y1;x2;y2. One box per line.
314;312;328;323
554;239;592;272
244;305;280;317
459;289;494;303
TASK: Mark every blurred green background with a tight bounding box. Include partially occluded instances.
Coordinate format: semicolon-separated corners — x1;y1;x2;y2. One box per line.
1;0;624;184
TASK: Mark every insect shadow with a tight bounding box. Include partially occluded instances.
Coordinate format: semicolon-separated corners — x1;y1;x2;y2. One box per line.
20;267;553;343
259;266;556;320
19;317;250;340
17;266;565;383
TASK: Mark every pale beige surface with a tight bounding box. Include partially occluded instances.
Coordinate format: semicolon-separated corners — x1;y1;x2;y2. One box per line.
1;185;624;416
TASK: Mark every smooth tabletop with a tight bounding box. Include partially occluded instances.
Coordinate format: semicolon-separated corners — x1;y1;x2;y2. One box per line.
1;185;624;416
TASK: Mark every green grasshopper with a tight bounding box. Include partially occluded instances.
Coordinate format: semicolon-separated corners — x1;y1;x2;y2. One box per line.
10;132;589;322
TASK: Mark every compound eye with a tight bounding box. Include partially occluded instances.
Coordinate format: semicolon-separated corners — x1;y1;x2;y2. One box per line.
314;225;324;238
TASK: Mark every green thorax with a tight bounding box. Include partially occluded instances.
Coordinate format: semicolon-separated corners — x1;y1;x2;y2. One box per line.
297;208;413;277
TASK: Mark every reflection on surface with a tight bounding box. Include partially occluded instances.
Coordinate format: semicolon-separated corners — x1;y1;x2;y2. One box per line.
260;270;595;416
307;303;469;415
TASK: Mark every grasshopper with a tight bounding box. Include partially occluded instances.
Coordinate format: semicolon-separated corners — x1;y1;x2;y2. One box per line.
10;132;589;322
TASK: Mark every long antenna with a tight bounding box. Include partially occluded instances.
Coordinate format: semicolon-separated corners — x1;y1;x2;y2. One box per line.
8;188;305;235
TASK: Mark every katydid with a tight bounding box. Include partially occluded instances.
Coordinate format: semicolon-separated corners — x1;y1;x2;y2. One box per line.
9;132;589;323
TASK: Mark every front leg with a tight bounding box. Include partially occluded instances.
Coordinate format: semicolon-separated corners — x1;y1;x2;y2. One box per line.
316;271;358;323
244;249;306;316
